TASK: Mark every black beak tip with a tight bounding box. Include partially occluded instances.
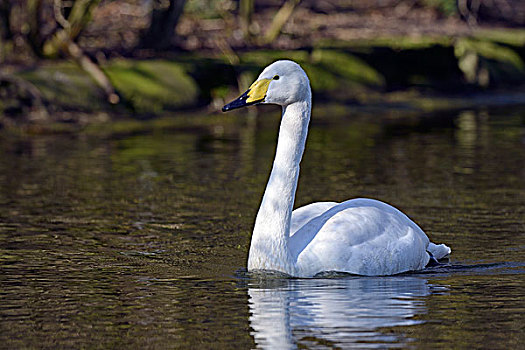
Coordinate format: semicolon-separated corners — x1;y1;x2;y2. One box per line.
222;90;252;112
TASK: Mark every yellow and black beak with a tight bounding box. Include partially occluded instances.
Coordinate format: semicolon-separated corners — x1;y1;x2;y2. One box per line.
222;78;271;112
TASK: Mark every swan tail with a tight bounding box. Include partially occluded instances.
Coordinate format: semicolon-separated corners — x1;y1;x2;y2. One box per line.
428;242;451;260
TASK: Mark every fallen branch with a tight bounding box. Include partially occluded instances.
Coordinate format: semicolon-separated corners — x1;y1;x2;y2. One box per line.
43;0;119;104
261;0;301;45
64;40;120;104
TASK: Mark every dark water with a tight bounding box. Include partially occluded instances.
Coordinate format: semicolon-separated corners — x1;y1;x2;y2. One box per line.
0;105;523;349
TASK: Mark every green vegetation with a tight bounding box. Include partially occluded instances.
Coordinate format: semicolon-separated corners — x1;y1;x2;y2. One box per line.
239;49;384;91
18;62;107;111
456;39;524;70
104;60;198;113
454;36;525;87
423;0;458;16
10;59;199;117
317;35;453;51
310;50;385;87
2;29;522;129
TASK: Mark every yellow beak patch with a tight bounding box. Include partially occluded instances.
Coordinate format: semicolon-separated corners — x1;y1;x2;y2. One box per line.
222;77;271;112
246;78;271;103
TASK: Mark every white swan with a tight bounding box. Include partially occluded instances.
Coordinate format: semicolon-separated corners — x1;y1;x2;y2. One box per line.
223;60;450;277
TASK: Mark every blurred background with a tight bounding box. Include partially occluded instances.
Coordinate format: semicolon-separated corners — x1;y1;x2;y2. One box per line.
1;0;525;126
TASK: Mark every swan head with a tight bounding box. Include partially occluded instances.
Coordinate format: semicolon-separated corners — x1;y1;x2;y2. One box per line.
222;60;311;112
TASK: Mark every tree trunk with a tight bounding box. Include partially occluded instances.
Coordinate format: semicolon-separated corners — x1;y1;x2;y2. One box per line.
27;0;45;56
0;0;12;62
0;0;12;41
139;0;186;50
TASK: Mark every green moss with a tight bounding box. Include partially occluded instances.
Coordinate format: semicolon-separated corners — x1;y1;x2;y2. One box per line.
301;64;340;91
454;37;525;86
12;59;199;116
18;62;107;111
317;36;452;51
455;38;524;70
311;49;385;87
422;0;458;16
238;50;348;92
238;49;382;94
103;60;198;113
473;28;525;47
5;33;525;125
14;60;199;115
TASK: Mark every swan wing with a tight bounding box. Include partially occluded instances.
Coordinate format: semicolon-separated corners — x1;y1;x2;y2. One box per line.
290;198;431;277
290;201;338;235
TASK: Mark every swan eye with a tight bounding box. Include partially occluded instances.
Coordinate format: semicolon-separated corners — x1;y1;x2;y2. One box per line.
273;75;280;80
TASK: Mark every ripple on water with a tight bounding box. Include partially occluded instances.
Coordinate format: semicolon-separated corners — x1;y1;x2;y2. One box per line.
0;107;524;348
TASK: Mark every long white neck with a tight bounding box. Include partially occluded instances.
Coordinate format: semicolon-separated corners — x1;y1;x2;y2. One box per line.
248;97;311;274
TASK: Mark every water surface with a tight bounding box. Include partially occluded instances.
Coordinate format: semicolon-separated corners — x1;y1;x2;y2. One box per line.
0;105;523;348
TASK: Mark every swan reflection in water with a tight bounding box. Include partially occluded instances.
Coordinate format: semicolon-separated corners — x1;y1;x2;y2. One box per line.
248;275;445;349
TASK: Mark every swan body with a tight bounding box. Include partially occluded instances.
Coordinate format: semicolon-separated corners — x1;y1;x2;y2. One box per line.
223;60;450;277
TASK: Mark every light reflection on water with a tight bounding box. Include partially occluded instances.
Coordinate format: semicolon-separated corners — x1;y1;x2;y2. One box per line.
248;276;438;349
0;105;523;348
